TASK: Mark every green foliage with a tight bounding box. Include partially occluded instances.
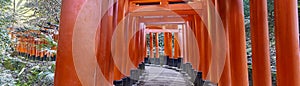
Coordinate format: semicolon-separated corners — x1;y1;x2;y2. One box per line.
23;0;62;26
15;62;55;86
3;59;26;71
40;33;58;50
0;0;61;27
0;0;13;54
0;28;12;55
0;0;14;27
15;67;40;86
0;0;59;85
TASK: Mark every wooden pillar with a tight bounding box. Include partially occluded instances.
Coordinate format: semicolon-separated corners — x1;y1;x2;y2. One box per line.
174;33;180;59
201;21;211;79
24;38;28;57
20;38;24;55
32;37;35;58
37;38;40;59
40;39;45;59
99;3;116;83
16;38;19;54
169;33;173;58
198;18;205;72
141;29;144;62
206;28;212;80
141;27;146;61
125;16;133;76
249;0;271;85
34;38;37;59
274;0;300;85
155;33;159;58
216;0;232;85
227;0;249;85
188;18;198;70
29;37;33;57
31;37;34;57
113;0;127;80
149;32;154;58
194;15;201;72
54;0;85;85
164;32;173;58
164;32;169;57
133;18;141;66
129;17;138;67
182;24;188;63
112;4;121;81
24;38;27;57
185;23;191;63
144;29;147;58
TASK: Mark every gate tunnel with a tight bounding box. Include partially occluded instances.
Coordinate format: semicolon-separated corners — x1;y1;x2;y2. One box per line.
54;0;300;86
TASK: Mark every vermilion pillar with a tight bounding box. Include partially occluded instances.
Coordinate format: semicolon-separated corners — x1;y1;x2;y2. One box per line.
164;33;169;56
249;0;271;86
174;33;180;59
140;29;144;63
274;0;300;86
54;0;84;85
97;4;116;84
197;18;212;79
170;32;172;58
216;0;232;85
198;18;206;73
227;0;249;85
149;32;154;58
168;33;173;58
144;31;147;58
19;38;23;55
164;32;170;57
193;15;202;72
186;23;191;63
155;33;159;58
144;30;147;58
113;0;126;80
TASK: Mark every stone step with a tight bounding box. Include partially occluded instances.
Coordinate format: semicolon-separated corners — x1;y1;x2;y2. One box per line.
137;66;194;86
114;63;216;86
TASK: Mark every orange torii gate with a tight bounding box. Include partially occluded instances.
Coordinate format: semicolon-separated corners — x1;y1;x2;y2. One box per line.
55;0;300;86
9;27;58;61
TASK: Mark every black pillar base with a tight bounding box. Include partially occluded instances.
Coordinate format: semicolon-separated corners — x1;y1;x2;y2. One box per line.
113;80;123;86
173;58;178;67
24;53;29;58
51;55;56;61
166;56;179;67
42;55;47;61
149;58;155;64
154;58;160;65
144;57;149;64
166;56;171;66
20;52;25;57
170;58;175;67
194;72;204;86
138;62;145;70
18;52;21;56
29;55;35;60
19;52;23;56
177;58;182;68
36;56;41;61
122;77;134;86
